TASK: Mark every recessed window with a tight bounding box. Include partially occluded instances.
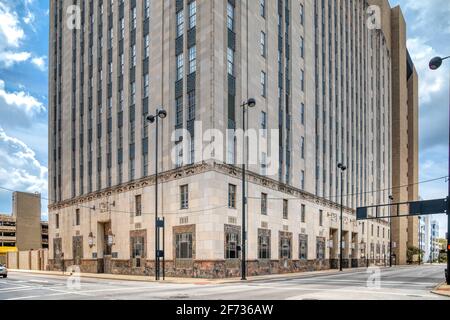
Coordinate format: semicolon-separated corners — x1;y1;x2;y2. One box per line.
225;231;239;259
301;204;306;223
180;184;189;209
227;48;234;75
260;31;266;57
259;0;266;18
188;1;197;29
75;209;80;226
228;184;237;209
319;210;323;227
261;71;266;97
176;53;184;80
176;233;193;259
283;199;288;219
188;45;196;74
261;193;267;215
135;195;142;216
258;233;270;259
176;10;184;37
227;2;234;31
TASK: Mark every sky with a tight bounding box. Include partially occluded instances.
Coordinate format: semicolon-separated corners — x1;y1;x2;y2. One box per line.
0;0;448;236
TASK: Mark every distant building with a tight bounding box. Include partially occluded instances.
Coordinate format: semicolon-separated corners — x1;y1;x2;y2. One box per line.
430;220;440;262
418;216;427;261
0;192;48;251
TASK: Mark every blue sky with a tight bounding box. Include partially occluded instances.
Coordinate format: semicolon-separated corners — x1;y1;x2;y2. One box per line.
0;0;448;236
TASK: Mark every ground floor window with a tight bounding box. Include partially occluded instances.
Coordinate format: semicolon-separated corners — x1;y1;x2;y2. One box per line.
225;225;240;259
258;229;271;259
279;232;292;259
316;237;325;260
131;237;144;258
225;232;239;259
299;234;308;260
176;233;193;259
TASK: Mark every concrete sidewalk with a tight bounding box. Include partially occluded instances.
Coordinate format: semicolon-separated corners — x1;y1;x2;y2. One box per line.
9;265;404;285
432;282;450;297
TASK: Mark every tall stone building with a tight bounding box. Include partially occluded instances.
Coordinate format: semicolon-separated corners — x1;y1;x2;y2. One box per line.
48;0;418;277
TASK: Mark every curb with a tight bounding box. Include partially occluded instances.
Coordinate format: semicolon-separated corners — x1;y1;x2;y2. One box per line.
431;282;450;298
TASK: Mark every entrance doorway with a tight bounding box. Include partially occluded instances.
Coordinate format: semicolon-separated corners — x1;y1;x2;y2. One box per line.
97;221;112;274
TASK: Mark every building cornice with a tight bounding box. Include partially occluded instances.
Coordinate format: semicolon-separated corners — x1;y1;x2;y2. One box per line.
49;160;355;215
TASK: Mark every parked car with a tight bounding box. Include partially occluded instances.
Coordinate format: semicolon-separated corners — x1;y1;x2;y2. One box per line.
0;264;7;278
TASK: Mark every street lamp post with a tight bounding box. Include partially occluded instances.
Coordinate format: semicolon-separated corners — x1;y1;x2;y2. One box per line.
337;163;347;272
389;195;394;267
240;98;256;281
429;55;450;284
147;108;167;281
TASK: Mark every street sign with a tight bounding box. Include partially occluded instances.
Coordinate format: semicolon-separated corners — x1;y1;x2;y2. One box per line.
409;199;447;216
357;198;447;220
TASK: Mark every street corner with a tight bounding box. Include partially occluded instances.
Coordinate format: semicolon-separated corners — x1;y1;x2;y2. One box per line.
432;282;450;297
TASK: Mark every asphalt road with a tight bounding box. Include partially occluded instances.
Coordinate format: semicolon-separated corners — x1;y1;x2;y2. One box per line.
0;265;448;300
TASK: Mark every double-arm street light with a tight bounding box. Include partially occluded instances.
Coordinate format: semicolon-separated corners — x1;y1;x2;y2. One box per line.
429;55;450;284
389;195;394;267
241;98;256;281
147;108;167;281
337;163;347;272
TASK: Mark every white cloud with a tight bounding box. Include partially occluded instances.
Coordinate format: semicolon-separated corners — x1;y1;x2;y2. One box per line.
0;50;31;68
0;127;47;196
0;79;45;114
0;2;25;49
31;56;46;71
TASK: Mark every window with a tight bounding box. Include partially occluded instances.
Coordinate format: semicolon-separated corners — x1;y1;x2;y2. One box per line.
319;210;323;226
75;209;80;226
300;103;305;125
131;44;136;67
283;199;288;219
228;184;237;209
143;74;149;98
260;31;266;57
301;204;306;223
180;184;189;209
258;233;270;259
188;45;196;74
300;69;305;91
316;237;325;260
300;36;304;58
144;0;150;19
377;226;380;237
176;53;184;80
176;233;193;259
55;213;59;229
227;2;234;31
135;195;142;216
261;71;266;97
259;0;266;18
301;136;305;159
188;1;196;29
261;193;267;215
227;48;234;75
131;236;144;258
225;231;239;259
301;170;305;189
131;6;137;30
280;236;291;259
144;34;150;58
300;4;304;25
299;235;308;260
176;10;184;37
371;224;374;236
175;97;183;127
260;111;267;136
